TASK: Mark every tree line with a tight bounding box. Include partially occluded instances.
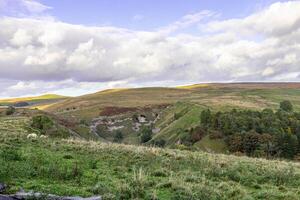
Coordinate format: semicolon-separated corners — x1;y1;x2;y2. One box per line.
200;100;300;159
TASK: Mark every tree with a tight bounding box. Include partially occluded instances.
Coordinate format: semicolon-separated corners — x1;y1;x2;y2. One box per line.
280;100;293;112
228;134;243;152
140;127;152;143
113;131;123;143
243;131;261;156
200;109;211;126
277;133;298;159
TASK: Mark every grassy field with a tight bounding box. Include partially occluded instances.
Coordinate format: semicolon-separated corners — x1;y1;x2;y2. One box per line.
152;102;205;144
1;116;300;199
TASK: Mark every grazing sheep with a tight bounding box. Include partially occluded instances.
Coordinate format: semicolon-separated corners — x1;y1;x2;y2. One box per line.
27;133;38;139
40;135;48;139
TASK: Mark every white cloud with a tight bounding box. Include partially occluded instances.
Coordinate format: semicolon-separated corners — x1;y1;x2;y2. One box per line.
0;1;300;97
159;10;216;35
206;1;300;37
262;67;275;76
10;29;32;46
22;0;51;13
0;0;51;16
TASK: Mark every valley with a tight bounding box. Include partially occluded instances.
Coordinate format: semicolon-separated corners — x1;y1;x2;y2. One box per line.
1;82;300;199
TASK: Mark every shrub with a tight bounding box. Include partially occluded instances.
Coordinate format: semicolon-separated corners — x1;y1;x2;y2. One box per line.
280;100;293;112
113;131;123;143
140;127;152;143
6;106;15;115
153;139;166;147
31;115;54;133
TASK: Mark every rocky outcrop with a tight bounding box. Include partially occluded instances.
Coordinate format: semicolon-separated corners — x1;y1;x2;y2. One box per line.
0;183;6;193
0;192;101;200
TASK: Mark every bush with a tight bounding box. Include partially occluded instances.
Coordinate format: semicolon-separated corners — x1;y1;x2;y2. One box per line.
31;115;54;132
280;100;293;112
113;131;123;143
153;139;166;147
6;106;15;115
140;127;152;143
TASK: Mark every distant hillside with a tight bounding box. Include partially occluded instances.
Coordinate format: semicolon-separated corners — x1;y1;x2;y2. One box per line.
47;83;300;116
0;94;69;109
39;83;300;154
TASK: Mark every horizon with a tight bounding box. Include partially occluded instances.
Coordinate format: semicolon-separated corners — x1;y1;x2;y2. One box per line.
0;0;300;98
1;81;300;99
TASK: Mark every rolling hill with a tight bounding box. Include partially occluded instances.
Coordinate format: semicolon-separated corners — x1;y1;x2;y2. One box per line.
0;115;300;199
40;83;300;152
2;83;300;153
46;83;300;115
0;94;68;109
1;83;300;199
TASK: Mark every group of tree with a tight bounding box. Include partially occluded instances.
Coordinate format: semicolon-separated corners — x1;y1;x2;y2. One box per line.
200;100;300;159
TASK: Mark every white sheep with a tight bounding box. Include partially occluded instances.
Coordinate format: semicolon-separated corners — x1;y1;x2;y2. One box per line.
39;135;48;139
26;133;38;139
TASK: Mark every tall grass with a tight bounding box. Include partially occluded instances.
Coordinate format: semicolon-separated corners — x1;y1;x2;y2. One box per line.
0;117;300;199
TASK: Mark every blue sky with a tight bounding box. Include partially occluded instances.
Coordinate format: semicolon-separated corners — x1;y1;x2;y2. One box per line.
0;0;299;97
39;0;281;29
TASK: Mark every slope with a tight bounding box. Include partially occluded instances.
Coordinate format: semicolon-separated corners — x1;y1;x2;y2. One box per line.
0;94;68;109
0;116;300;199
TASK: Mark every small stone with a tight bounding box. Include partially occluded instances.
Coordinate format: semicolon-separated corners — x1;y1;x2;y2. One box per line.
61;197;82;200
0;183;6;193
0;195;14;200
83;196;102;200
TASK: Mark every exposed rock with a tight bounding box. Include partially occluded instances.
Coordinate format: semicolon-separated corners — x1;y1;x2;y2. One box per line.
0;183;6;193
0;195;14;200
0;192;101;200
137;115;147;123
152;128;160;134
108;125;124;132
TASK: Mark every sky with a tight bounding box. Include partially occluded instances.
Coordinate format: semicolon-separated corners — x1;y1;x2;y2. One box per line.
0;0;299;98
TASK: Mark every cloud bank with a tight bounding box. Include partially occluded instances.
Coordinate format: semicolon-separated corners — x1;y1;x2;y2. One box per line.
0;1;300;97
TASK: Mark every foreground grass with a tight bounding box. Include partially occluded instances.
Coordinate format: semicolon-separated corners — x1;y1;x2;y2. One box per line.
1;117;300;199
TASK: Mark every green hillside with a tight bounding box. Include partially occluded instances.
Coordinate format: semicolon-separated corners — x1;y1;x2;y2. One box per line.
1;116;300;199
38;83;300;155
46;83;300;115
2;83;300;157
